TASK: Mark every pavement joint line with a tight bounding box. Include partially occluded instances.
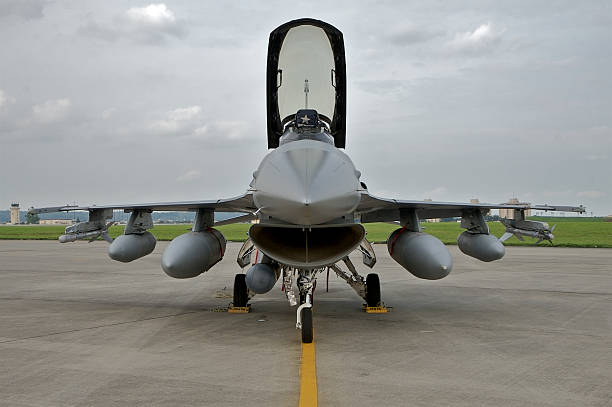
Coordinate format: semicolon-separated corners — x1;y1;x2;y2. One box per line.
0;311;200;344
299;336;318;407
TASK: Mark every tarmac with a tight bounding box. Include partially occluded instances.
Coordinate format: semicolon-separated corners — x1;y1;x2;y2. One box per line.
0;240;610;406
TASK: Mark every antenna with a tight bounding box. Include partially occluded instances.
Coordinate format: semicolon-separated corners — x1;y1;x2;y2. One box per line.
304;79;309;108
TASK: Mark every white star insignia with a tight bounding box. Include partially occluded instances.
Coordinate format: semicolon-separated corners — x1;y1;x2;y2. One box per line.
300;114;311;124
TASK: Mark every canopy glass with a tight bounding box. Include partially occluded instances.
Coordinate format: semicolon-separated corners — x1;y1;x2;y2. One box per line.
277;25;336;125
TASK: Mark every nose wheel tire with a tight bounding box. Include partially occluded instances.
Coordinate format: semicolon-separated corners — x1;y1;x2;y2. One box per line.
365;273;381;307
301;307;313;343
233;274;248;307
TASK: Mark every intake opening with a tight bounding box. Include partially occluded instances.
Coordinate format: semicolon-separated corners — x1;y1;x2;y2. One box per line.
249;224;364;268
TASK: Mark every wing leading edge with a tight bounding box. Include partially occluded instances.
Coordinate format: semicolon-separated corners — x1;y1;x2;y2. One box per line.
357;192;585;223
28;192;256;215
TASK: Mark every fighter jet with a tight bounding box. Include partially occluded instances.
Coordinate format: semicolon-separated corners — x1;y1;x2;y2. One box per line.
30;19;585;343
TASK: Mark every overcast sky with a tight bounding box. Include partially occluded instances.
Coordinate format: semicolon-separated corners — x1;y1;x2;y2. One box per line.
1;0;610;215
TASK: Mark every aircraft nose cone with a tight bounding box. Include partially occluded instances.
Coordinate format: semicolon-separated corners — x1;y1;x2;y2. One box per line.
253;140;361;225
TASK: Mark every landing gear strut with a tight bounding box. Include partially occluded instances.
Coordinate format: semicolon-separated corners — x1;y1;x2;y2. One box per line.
330;257;383;306
281;257;384;343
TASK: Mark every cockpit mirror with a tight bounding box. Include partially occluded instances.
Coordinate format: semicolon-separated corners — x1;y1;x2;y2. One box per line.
277;69;283;89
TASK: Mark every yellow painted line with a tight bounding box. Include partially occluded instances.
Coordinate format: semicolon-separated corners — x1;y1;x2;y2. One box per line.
298;340;318;407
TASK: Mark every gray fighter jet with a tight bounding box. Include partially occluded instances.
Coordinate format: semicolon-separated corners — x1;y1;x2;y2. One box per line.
30;19;585;343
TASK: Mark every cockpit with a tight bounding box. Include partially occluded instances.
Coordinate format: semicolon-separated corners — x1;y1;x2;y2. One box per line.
267;19;346;149
279;109;335;146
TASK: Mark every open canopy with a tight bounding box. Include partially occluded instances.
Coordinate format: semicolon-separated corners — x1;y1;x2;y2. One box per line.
266;19;346;148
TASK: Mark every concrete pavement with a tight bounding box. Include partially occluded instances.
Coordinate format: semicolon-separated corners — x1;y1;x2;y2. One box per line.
0;241;610;406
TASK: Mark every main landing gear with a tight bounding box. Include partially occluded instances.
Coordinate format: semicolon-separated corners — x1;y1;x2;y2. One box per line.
329;256;383;307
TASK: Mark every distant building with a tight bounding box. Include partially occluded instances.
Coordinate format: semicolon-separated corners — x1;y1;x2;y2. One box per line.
10;203;19;224
604;215;612;222
423;198;440;222
499;198;531;219
39;219;73;225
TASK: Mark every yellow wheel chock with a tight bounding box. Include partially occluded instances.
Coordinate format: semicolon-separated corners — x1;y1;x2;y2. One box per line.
228;304;252;313
362;304;391;313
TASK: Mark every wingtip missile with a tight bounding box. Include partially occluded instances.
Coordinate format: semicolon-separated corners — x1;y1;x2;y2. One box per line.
499;219;555;244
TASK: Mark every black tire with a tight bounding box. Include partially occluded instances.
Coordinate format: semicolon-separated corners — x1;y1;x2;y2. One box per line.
365;273;381;307
233;274;248;307
301;307;313;343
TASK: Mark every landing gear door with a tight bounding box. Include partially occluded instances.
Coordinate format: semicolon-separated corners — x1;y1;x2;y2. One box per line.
266;18;346;149
236;238;255;269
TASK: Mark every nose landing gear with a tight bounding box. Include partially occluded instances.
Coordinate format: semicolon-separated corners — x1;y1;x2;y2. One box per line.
294;269;316;343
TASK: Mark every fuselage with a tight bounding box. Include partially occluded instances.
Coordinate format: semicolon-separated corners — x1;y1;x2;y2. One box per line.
251;131;361;226
248;125;365;269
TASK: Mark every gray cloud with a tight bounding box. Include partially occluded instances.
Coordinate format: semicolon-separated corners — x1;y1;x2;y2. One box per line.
0;89;16;108
31;98;71;123
447;23;505;55
0;1;610;215
387;24;442;46
78;3;187;45
577;190;606;199
150;105;203;135
0;0;46;19
176;169;201;183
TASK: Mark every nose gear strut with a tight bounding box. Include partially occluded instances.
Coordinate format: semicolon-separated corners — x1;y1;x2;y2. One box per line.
271;251;386;343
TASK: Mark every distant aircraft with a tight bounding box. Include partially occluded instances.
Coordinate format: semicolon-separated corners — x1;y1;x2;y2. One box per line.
30;19;585;343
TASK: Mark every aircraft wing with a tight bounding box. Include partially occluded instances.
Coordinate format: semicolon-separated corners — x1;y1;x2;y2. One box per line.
357;192;585;222
29;192;256;215
28;192;256;244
